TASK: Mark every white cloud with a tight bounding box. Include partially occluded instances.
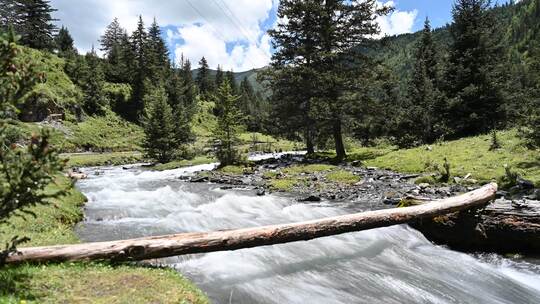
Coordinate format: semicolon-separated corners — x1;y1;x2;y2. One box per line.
50;0;416;71
377;1;418;37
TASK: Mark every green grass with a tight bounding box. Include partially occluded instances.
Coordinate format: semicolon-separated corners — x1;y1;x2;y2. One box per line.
364;130;540;186
326;170;360;184
63;151;143;168
22;112;144;153
0;177;208;303
152;156;215;171
219;165;253;175
283;164;336;175
269;178;302;191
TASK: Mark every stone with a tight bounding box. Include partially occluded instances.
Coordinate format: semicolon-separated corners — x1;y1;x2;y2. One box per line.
418;183;430;189
256;188;266;196
517;178;535;190
299;195;322;202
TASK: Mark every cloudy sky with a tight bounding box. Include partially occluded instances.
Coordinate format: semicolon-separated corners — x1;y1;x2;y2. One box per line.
50;0;455;72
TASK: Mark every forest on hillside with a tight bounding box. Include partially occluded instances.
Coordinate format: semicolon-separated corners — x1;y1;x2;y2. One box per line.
1;0;539;165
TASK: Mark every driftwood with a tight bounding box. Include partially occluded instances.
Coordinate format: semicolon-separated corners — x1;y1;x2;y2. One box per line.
5;183;497;265
413;197;540;254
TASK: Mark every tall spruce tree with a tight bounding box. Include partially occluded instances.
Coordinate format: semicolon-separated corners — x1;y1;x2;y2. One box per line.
129;15;148;121
402;17;443;146
212;80;244;166
81;48;107;115
100;18;124;56
146;18;170;85
55;26;76;57
215;65;224;89
196;56;212;97
142;87;177;163
16;0;58;50
225;70;237;95
445;0;504;137
267;0;321;154
269;0;391;159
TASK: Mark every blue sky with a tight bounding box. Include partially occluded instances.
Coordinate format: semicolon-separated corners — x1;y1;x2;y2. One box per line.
50;0;486;72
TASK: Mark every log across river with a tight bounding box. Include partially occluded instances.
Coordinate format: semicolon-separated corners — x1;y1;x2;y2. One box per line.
7;183;498;264
24;161;540;303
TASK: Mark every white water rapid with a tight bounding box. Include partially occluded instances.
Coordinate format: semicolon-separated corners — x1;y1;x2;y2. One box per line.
75;157;540;304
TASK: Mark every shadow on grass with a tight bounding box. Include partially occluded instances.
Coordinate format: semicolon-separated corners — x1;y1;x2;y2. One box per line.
516;157;540;170
0;265;38;301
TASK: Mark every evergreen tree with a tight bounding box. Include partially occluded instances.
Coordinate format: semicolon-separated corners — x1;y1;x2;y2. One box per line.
226;70;237;95
129;15;148;121
215;65;224;89
0;0;21;31
55;26;77;57
444;0;504;137
142;87;177;163
16;0;58;50
100;18;124;56
146;18;169;85
81;48;107;115
402;17;444;146
0;29;64;264
104;30;133;84
196;56;213;97
212;80;244;166
269;0;391;159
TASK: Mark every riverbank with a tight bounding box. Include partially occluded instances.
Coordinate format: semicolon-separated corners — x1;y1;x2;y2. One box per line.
0;176;208;303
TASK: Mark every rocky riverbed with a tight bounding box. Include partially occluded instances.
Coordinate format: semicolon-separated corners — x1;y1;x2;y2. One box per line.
186;153;540;255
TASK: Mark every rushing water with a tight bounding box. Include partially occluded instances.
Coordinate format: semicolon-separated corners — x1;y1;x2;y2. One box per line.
75;158;540;304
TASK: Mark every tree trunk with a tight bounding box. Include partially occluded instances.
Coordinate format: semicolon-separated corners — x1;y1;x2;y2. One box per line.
5;184;497;265
333;119;346;160
305;126;315;155
413;197;540;254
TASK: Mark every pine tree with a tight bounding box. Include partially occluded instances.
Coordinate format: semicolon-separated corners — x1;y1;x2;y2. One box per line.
129;15;148;121
269;0;391;159
212;80;244;166
196;56;213;97
215;65;224;89
100;18;124;56
0;0;20;31
445;0;504;137
402;17;444;146
55;26;76;57
142;87;177;163
146;18;169;85
226;70;237;95
1;29;64;264
17;0;58;50
81;48;107;115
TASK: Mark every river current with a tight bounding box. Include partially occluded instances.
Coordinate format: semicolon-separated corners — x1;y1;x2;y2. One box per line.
75;157;540;304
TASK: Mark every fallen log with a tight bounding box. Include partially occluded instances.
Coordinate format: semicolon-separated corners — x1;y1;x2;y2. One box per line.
413;197;540;254
6;183;497;264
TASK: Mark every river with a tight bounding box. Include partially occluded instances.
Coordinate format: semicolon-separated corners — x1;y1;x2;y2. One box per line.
75;157;540;304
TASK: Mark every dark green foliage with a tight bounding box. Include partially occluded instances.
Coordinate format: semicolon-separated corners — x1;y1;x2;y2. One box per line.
142;87;177;163
399;18;446;147
212;80;244;166
129;16;148;121
489;129;500;151
80;49;107;115
443;0;505;137
0;29;64;265
239;76;267;132
215;65;224;89
54;26;76;57
146;18;170;85
268;0;391;159
12;0;58;50
196;57;213;98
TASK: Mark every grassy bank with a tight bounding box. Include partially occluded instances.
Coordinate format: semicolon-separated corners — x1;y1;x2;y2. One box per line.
63;151;143;168
337;130;539;186
0;177;208;303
